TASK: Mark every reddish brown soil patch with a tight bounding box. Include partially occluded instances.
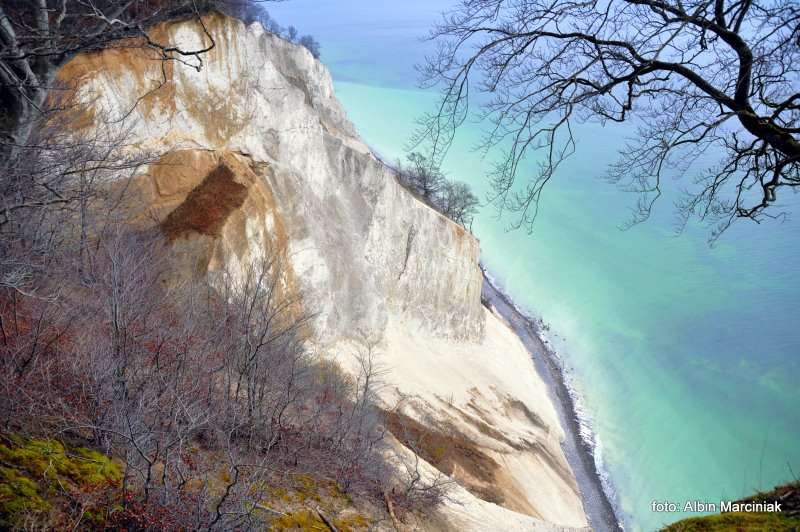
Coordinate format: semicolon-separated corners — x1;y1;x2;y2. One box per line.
382;410;502;504
161;163;247;240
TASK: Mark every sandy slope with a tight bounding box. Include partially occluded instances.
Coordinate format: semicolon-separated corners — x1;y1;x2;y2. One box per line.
361;308;589;529
482;276;621;531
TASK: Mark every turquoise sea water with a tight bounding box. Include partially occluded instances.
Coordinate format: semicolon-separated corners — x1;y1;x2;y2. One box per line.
272;3;800;530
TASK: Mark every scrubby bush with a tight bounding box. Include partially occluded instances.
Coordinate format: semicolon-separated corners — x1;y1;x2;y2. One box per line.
0;227;393;528
298;35;322;59
397;152;446;202
395;152;479;228
0;198;451;528
438;180;479;229
213;2;321;57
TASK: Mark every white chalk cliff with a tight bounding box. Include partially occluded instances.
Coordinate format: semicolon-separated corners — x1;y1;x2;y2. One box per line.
58;14;588;531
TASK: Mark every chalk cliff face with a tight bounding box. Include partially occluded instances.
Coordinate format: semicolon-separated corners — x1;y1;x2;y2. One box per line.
59;14;588;531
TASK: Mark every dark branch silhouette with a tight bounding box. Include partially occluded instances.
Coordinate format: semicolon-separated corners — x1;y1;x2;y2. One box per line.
415;0;800;239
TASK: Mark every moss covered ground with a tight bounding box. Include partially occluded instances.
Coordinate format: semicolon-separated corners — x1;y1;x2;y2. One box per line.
0;435;122;528
663;482;800;531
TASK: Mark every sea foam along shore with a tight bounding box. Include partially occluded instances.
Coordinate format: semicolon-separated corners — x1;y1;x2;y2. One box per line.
481;266;623;532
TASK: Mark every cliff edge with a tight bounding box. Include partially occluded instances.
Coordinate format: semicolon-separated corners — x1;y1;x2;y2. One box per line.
58;14;588;530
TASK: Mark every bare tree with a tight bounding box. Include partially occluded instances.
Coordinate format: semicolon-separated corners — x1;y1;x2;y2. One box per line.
329;344;388;490
398;152;447;203
416;0;800;238
0;216;446;526
438;180;479;228
298;34;321;59
393;444;454;513
212;254;314;452
0;223;365;527
0;119;155;338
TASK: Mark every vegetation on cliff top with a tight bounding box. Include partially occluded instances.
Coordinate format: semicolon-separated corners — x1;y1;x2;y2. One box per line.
395;151;480;230
662;482;800;532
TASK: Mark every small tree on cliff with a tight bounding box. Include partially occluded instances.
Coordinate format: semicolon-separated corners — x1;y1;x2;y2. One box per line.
400;152;446;202
299;34;322;59
395;151;480;228
416;0;800;238
438;180;479;229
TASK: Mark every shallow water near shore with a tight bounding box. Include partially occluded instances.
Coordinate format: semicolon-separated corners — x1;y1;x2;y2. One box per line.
271;3;800;530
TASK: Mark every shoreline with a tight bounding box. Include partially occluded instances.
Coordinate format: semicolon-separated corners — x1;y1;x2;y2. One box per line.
480;267;622;532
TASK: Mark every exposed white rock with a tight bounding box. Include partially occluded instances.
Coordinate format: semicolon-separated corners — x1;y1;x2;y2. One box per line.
59;14;588;530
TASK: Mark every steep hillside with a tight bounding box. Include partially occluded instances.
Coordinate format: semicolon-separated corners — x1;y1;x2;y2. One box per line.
57;14;588;530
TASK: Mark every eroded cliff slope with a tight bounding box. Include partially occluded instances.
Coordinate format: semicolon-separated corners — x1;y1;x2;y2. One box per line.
58;14;588;530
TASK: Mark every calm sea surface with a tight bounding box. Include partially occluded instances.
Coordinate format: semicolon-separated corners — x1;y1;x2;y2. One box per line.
272;2;800;530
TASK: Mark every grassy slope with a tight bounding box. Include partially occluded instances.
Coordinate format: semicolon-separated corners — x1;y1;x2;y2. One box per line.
662;482;800;531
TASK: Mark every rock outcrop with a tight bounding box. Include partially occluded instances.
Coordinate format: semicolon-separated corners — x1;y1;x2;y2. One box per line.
58;14;588;530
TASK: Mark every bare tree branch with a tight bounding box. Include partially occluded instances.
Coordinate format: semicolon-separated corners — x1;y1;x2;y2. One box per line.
415;0;800;239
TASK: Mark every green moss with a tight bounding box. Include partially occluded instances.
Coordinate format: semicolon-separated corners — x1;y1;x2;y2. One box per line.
72;447;123;485
0;466;50;516
333;512;371;531
285;474;324;504
662;512;800;531
270;508;370;531
0;436;121;527
0;439;121;487
271;509;326;530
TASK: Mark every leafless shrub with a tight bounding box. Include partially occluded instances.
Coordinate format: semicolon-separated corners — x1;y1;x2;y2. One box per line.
393;446;455;513
0;104;155;296
395;151;479;229
397;152;447;203
438;180;479;229
0;212;415;527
